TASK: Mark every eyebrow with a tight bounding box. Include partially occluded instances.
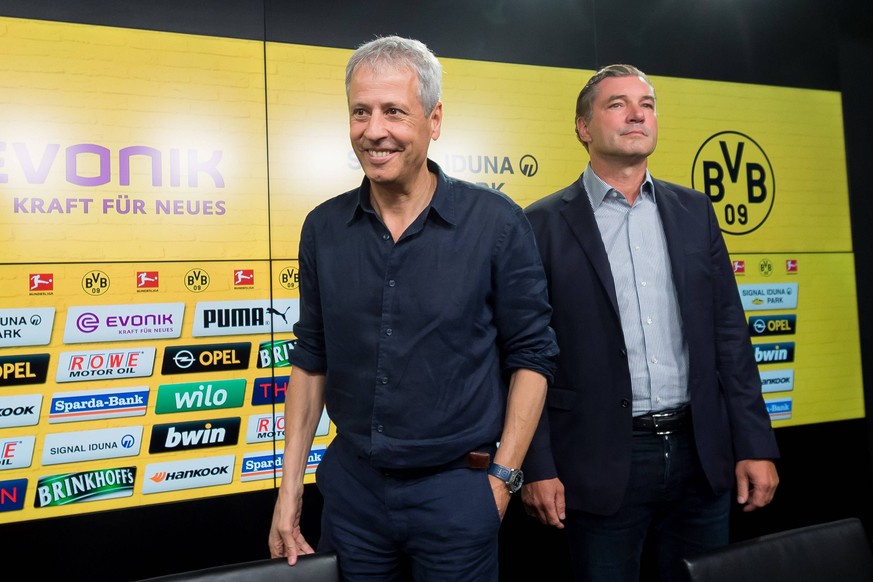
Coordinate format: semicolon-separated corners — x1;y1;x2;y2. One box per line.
606;94;655;102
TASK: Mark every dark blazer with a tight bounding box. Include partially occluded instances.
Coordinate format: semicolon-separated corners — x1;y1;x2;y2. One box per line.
522;175;779;515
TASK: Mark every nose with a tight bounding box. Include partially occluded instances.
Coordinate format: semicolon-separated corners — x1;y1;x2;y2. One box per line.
627;104;645;123
363;111;388;140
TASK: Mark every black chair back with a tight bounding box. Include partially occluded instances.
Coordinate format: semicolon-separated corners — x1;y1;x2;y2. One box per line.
682;518;873;582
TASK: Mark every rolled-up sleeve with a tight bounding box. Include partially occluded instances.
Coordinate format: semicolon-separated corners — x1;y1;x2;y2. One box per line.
493;206;559;383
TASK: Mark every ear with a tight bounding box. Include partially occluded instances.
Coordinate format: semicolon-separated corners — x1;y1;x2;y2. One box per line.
576;116;591;145
430;101;443;141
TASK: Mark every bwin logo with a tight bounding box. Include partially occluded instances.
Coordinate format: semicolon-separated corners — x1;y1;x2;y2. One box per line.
754;343;795;364
519;155;538;177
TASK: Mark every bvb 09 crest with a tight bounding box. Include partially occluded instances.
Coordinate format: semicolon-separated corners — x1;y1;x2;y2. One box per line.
691;131;775;235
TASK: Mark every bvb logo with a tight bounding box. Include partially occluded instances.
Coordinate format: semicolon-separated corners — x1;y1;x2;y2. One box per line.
82;270;110;296
278;266;300;291
691;131;775;235
759;258;773;277
184;268;210;293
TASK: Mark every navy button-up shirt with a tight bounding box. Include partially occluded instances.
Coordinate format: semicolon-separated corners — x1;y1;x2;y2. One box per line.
291;160;558;470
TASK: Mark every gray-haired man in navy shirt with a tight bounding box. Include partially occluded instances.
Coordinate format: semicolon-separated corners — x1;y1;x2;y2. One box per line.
268;35;558;581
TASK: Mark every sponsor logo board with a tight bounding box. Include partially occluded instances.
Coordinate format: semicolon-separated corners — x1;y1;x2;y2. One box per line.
56;347;156;383
0;308;55;347
766;398;793;421
155;379;246;414
738;283;799;311
63;303;184;343
760;369;795;393
49;386;149;423
257;339;295;368
0;436;36;471
161;342;250;375
191;299;298;337
0;394;43;428
42;426;143;465
0;479;28;513
0;354;50;387
35;467;136;508
149;417;240;453
142;454;235;494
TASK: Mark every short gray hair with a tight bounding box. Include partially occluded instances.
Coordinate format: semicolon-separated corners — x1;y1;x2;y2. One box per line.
345;36;442;115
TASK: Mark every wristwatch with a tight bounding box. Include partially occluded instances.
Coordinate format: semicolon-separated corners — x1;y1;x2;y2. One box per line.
487;462;524;494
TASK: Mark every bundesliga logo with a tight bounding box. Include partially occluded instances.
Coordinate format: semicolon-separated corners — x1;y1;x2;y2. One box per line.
29;273;53;292
233;269;254;287
137;271;159;289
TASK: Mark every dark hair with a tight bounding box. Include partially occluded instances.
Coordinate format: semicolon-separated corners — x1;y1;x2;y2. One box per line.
574;64;655;145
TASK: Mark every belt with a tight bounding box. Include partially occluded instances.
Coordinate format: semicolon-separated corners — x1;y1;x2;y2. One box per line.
378;449;493;479
632;405;690;435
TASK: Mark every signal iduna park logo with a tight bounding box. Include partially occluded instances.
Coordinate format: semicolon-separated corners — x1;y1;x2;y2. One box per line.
692;131;775;235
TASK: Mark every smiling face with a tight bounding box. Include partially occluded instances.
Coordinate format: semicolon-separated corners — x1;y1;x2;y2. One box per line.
348;65;442;193
576;74;658;165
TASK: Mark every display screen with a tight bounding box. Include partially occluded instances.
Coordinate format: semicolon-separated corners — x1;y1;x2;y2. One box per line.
0;17;861;523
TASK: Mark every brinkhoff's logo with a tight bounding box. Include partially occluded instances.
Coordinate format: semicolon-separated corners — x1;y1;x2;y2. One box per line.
691;131;775;235
35;467;136;508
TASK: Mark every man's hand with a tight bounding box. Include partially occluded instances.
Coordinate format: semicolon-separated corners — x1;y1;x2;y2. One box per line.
268;484;315;565
735;459;779;512
489;475;513;521
521;478;566;529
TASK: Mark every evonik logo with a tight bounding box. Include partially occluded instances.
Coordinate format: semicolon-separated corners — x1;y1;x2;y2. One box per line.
63;303;184;344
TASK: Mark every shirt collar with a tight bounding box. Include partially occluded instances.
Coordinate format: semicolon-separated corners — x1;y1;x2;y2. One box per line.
582;162;655;210
348;159;454;226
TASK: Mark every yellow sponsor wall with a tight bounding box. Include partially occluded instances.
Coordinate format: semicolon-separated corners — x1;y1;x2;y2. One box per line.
0;16;862;523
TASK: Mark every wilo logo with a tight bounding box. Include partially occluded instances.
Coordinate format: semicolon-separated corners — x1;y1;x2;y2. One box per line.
155;379;246;414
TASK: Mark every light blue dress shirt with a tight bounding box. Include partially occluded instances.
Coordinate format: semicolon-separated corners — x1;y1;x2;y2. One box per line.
583;165;689;416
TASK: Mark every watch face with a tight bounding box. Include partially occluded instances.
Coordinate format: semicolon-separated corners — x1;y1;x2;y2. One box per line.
508;469;524;494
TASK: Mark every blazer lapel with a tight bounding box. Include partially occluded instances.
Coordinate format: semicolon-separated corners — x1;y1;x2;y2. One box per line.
558;181;621;317
653;180;688;306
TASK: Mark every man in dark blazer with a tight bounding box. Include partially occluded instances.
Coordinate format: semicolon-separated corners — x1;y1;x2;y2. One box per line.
521;64;780;581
